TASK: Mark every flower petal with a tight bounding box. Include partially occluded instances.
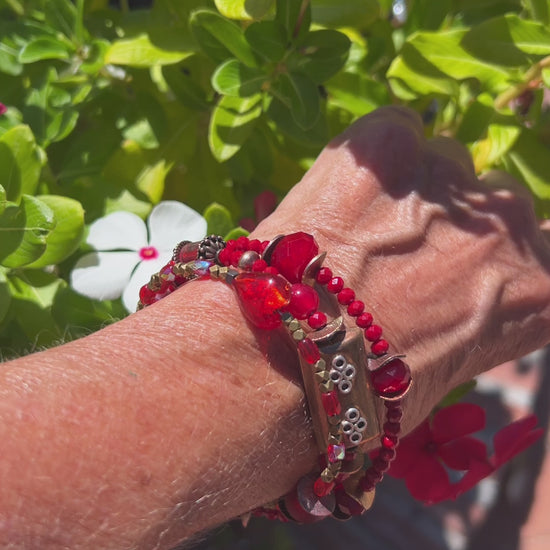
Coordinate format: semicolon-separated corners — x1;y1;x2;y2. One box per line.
492;414;543;468
438;436;489;471
148;201;206;251
432;403;485;444
87;211;148;251
388;420;432;478
404;455;452;504
121;255;170;312
450;459;494;500
71;251;138;301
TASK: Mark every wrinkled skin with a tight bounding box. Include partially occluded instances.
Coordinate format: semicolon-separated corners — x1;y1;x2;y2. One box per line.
253;105;550;432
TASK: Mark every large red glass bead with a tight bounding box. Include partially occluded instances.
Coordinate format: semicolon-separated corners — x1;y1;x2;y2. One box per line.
371;358;411;399
269;232;318;283
321;390;341;416
139;284;156;305
298;338;321;364
177;241;199;263
287;283;319;319
234;273;291;329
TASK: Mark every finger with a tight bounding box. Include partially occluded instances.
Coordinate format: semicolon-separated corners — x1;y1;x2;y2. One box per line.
480;170;534;204
425;136;477;180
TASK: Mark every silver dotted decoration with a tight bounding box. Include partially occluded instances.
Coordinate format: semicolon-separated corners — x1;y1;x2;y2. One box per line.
341;406;367;445
329;355;356;394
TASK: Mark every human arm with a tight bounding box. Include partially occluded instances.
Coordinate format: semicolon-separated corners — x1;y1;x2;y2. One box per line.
1;106;550;549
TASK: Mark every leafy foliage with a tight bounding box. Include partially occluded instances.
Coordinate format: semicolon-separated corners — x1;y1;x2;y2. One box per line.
0;0;549;354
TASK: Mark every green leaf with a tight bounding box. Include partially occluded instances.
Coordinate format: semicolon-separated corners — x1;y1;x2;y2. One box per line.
190;9;258;67
289;29;350;83
24;195;84;268
325;72;389;116
455;93;495;143
272;72;320;130
204;202;234;236
462;14;550;67
135;160;170;204
526;0;550;25
0;184;5;215
41;0;77;40
310;0;379;29
471;119;521;172
7;269;64;346
0;125;42;203
208;94;263;162
162;62;209;110
224;226;249;240
275;0;311;42
212;59;267;97
503;129;550;201
215;0;274;20
0;268;11;323
0;195;55;268
18;37;72;63
437;380;477;409
105;34;193;67
245;21;287;62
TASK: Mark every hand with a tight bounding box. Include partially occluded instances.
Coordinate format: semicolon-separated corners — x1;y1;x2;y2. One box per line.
253;105;550;432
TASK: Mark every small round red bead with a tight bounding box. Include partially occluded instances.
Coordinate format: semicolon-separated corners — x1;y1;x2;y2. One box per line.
248;239;262;253
347;300;365;317
236;236;249;250
371;339;389;355
252;259;267;272
308;311;327;330
327;277;344;293
381;435;398;449
316;267;333;285
264;266;278;275
288;283;319;320
261;240;270;252
365;324;383;341
384;421;401;436
379;448;396;462
387;408;403;423
230;250;243;266
139;284;156;305
337;287;355;305
356;312;373;328
217;247;231;266
373;457;391;473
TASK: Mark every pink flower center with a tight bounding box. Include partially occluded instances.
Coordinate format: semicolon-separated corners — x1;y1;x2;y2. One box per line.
139;246;159;260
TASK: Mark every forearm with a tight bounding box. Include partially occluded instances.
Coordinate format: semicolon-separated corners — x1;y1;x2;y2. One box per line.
0;281;317;549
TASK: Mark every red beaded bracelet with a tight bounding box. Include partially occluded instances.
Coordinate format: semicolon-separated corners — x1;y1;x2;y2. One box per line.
138;232;412;523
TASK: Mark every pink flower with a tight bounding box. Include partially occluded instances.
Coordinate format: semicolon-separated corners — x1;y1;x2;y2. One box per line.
0;103;7;116
388;403;542;504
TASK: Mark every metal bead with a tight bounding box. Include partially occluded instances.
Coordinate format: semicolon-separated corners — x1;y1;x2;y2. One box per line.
341;420;354;435
343;364;356;379
329;370;342;384
355;417;367;432
238;250;261;270
349;432;363;445
338;379;353;394
198;235;226;261
345;408;360;423
332;355;347;371
172;240;191;261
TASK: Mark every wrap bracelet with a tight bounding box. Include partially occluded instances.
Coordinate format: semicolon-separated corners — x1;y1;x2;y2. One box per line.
137;232;412;523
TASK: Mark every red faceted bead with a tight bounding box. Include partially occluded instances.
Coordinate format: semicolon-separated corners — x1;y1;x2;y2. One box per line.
233;273;291;329
356;312;373;328
269;232;318;283
316;267;333;285
384;421;401;436
373;456;390;473
359;477;376;493
380;448;396;462
287;283;319;319
298;338;321;364
176;241;199;263
347;300;365;317
387;407;403;423
321;390;341;416
230;250;243;266
308;311;327;330
371;339;389;355
261;240;270;252
139;284;156;305
337;287;355;305
327;277;344;293
381;435;398;449
365;324;382;341
334;487;365;517
371;357;411;399
313;477;334;497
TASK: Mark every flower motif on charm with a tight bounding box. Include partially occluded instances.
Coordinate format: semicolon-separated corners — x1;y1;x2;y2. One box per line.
70;201;206;312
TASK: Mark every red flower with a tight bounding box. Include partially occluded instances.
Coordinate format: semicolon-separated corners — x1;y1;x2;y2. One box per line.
0;103;7;116
388;403;543;504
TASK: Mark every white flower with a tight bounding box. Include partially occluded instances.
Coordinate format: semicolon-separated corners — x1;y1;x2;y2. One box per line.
70;201;207;312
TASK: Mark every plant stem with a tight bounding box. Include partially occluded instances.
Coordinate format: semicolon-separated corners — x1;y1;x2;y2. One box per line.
292;0;310;39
